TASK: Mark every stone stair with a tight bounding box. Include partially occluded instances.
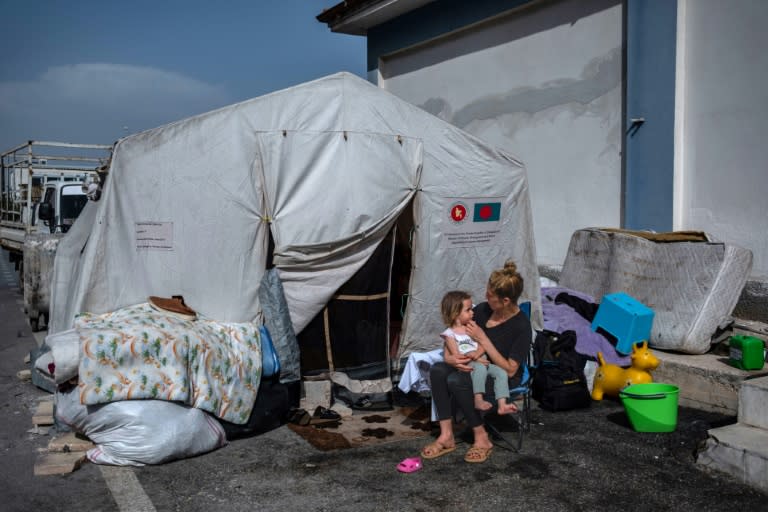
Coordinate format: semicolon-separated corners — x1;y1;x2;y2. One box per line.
697;375;768;493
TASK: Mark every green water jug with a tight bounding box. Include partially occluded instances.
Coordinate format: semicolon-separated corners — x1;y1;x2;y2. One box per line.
729;335;765;370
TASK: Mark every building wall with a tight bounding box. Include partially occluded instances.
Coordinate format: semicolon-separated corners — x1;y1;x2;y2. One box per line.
677;0;768;281
354;0;768;321
376;0;623;267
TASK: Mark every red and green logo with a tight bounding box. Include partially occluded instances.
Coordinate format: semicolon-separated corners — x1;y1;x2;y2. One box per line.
449;202;468;223
473;202;501;222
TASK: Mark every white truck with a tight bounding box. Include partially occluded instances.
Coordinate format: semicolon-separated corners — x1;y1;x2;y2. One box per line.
1;141;112;330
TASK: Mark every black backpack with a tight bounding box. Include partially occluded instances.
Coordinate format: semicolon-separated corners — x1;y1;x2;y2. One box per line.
531;329;591;411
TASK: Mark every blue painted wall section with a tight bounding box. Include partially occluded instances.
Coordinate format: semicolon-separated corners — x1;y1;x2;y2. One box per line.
624;0;677;231
367;0;534;71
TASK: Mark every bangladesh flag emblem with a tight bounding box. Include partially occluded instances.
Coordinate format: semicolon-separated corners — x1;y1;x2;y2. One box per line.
473;202;501;222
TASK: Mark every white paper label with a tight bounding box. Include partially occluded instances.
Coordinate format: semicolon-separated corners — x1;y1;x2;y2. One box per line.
136;221;173;251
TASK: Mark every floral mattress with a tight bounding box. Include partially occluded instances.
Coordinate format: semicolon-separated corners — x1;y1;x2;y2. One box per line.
75;303;263;424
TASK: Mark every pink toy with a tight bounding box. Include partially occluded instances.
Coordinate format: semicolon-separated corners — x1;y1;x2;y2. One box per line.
591;341;660;400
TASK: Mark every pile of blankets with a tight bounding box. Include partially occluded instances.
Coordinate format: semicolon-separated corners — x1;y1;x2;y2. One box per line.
46;302;264;424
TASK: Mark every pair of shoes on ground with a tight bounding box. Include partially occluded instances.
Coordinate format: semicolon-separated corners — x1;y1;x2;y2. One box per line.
286;406;342;427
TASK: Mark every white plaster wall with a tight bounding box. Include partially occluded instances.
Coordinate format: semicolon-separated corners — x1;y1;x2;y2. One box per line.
378;0;623;267
677;0;768;279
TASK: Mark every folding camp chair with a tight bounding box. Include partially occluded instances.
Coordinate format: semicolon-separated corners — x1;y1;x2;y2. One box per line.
481;301;534;452
481;352;533;452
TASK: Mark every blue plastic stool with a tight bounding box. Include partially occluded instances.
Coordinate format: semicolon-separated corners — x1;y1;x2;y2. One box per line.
591;292;654;355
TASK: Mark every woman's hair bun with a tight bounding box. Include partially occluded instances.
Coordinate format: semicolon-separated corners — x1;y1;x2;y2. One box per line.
503;260;518;274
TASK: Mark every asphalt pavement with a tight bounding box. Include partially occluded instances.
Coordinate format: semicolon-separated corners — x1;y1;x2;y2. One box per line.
1;250;767;511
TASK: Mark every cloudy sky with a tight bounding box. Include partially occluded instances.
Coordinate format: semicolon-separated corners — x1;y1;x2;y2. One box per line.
0;0;366;152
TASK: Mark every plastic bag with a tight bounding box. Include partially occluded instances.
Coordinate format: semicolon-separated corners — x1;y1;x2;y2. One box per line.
45;328;80;383
55;387;227;466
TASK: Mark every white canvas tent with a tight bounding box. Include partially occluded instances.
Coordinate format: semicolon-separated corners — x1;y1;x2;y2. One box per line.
49;72;540;362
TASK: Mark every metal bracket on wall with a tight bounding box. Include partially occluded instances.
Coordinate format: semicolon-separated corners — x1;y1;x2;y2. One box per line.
626;117;645;136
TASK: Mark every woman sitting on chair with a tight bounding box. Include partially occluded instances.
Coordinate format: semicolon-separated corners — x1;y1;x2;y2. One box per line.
421;259;531;463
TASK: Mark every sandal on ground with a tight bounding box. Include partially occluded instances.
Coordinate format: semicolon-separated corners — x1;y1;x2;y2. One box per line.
420;441;456;460
464;446;492;463
396;457;423;473
286;407;311;426
352;396;393;411
310;406;342;424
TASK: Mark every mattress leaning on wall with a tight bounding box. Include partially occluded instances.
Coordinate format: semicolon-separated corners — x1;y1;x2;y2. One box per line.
558;228;753;354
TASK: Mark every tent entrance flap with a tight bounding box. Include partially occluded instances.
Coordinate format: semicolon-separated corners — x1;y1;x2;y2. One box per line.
298;232;394;378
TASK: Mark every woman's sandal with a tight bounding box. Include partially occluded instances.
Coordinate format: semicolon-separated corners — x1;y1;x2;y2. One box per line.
420;441;456;459
396;456;423;473
464;446;492;463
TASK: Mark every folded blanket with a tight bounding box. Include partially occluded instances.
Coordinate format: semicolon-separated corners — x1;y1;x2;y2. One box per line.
75;303;263;424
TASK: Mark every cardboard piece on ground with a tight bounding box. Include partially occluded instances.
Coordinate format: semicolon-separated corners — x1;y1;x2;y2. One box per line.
48;432;95;452
34;452;87;476
16;369;31;381
301;380;332;412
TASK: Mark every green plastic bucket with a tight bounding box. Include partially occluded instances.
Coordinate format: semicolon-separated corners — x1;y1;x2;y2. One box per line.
619;383;679;432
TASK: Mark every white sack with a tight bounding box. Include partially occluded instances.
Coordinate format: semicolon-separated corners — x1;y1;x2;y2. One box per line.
55;387;227;466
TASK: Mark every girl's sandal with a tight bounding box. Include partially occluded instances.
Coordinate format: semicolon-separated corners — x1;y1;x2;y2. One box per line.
396;456;423;473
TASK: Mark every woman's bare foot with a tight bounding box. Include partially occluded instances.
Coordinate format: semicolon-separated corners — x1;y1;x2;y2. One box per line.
497;400;518;415
474;394;493;411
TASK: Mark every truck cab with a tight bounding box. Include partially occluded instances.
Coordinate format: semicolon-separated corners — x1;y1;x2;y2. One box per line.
1;140;112;331
36;182;90;233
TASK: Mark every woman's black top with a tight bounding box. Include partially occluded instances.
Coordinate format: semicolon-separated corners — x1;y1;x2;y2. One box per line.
473;302;532;388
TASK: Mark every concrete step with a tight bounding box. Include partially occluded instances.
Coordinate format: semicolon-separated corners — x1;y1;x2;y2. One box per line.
739;375;768;429
652;350;768;415
697;423;768;493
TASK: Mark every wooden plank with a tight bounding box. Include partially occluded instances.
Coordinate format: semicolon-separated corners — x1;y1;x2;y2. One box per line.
32;400;54;426
34;452;87;476
48;432;95;453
